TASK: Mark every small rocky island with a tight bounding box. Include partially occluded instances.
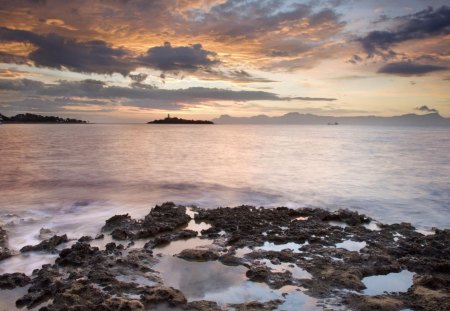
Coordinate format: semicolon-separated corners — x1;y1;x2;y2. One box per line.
0;113;87;123
0;203;448;310
148;115;213;124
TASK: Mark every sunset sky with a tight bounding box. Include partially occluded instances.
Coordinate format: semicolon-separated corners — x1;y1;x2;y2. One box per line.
0;0;449;123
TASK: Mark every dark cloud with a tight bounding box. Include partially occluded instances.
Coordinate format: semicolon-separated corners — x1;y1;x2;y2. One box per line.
129;73;148;83
359;6;450;57
414;105;439;113
415;105;438;113
347;54;362;64
139;42;218;71
0;78;337;110
200;69;277;83
0;27;134;75
0;28;222;75
377;62;448;76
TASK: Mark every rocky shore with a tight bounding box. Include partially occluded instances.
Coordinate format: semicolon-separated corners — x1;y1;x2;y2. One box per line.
0;203;449;310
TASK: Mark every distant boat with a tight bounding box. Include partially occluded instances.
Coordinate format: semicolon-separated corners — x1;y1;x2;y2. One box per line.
327;122;339;125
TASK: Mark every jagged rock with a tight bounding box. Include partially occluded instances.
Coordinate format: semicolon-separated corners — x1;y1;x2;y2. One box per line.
322;209;370;226
56;242;100;266
111;228;132;240
141;286;187;306
186;300;223;311
232;300;283;311
0;273;31;289
177;249;219;262
218;254;244;266
20;234;68;252
78;235;93;242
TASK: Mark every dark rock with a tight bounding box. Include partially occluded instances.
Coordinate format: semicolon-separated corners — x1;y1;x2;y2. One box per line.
246;265;271;282
141;286;187;306
20;234;68;252
112;228;133;240
56;242;100;266
0;246;12;261
102;214;134;231
177;249;219;262
218;254;244;266
322;209;370;226
78;235;93;243
231;299;283;311
186;300;222;311
0;273;31;289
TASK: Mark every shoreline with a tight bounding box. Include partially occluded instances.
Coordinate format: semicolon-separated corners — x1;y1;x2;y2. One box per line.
0;203;449;310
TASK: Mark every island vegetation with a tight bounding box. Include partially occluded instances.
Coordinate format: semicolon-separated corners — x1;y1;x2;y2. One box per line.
148;114;213;124
0;113;87;124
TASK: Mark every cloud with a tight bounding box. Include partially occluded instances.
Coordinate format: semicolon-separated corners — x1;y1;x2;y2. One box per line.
377;62;448;76
139;42;219;71
415;105;439;113
359;6;450;57
0;28;222;75
0;27;134;75
0;78;337;112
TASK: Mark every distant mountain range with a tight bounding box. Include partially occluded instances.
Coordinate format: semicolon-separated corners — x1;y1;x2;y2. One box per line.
212;112;450;126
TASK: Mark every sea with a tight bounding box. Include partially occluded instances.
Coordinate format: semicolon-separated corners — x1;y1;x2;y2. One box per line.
0;124;449;275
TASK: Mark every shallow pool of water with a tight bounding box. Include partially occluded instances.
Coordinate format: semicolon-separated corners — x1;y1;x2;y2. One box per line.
335;240;367;252
154;256;320;309
362;270;414;295
152;237;213;256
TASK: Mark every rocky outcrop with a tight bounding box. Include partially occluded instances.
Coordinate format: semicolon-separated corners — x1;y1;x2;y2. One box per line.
177;249;220;262
0;273;31;289
20;234;68;252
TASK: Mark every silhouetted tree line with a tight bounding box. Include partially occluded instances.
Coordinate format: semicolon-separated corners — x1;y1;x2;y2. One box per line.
0;113;87;123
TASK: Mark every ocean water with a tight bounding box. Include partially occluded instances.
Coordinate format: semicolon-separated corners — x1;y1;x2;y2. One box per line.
0;124;449;253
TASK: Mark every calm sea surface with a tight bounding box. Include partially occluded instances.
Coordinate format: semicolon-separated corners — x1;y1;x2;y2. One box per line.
0;124;449;253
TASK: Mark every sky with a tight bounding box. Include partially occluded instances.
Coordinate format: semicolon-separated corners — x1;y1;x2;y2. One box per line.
0;0;449;123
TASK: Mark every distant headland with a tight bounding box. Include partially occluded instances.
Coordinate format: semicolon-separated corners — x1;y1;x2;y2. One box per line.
0;113;88;124
148;115;213;124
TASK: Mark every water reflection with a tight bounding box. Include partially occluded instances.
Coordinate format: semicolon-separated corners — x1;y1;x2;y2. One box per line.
362;270;414;295
154;256;319;309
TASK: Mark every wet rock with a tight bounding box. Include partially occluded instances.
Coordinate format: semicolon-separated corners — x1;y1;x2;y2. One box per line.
95;233;105;239
102;214;135;231
408;274;450;311
78;235;93;242
177;249;219;262
343;294;405;311
218;254;244;266
0;227;7;246
43;279;110;310
141;202;191;234
322;209;370;226
102;297;145;310
16;267;61;309
141;286;187;306
246;265;292;288
0;246;12;261
56;242;100;266
148;230;198;249
231;300;283;311
186;300;223;311
0;227;12;261
20;234;68;252
0;273;31;289
112;228;133;240
246;265;271;282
